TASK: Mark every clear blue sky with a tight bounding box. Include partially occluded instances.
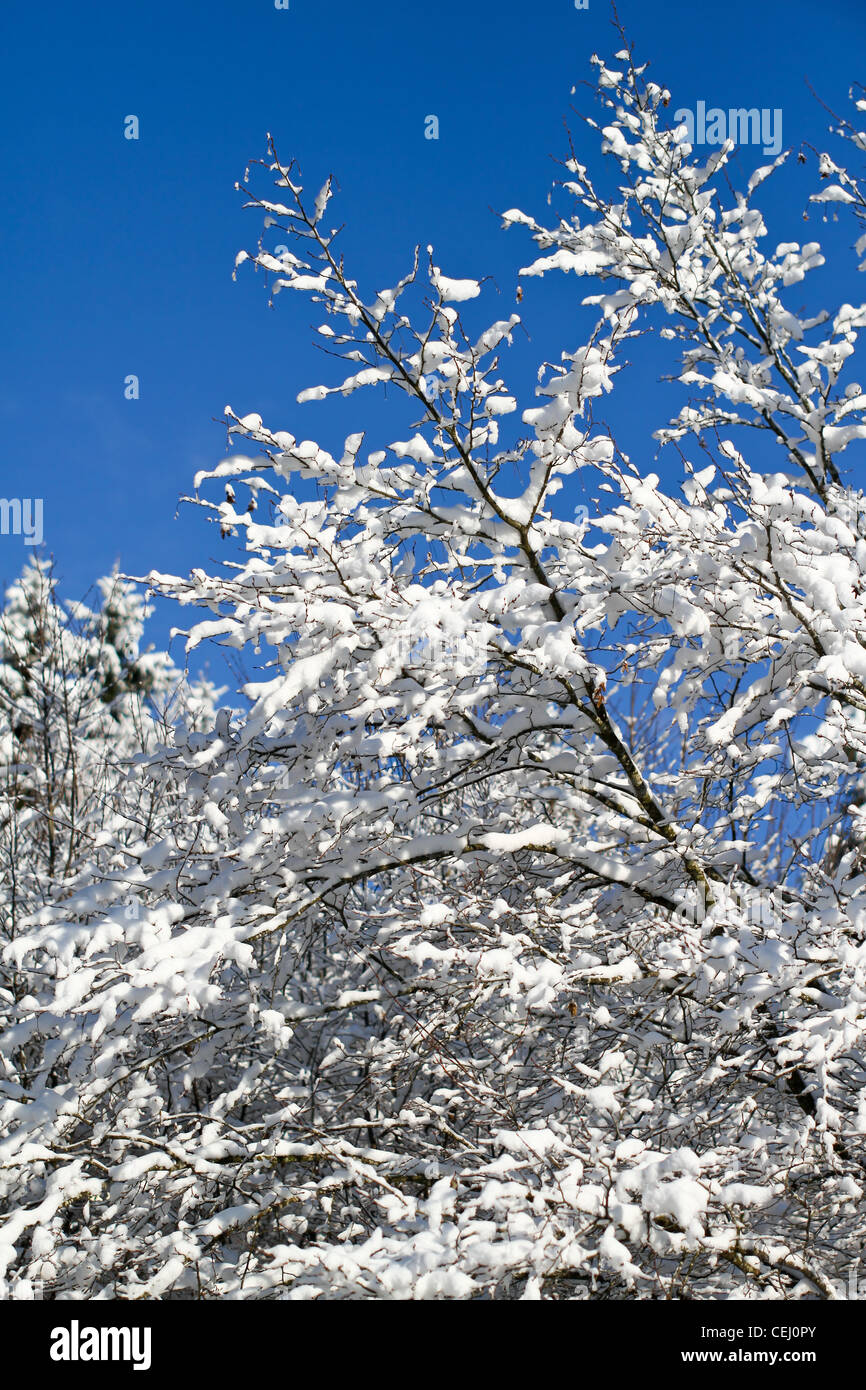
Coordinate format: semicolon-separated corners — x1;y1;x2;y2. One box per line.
2;0;864;680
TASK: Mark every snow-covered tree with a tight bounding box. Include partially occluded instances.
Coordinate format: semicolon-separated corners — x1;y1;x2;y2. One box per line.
0;560;216;1273
0;557;216;922
4;43;866;1300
